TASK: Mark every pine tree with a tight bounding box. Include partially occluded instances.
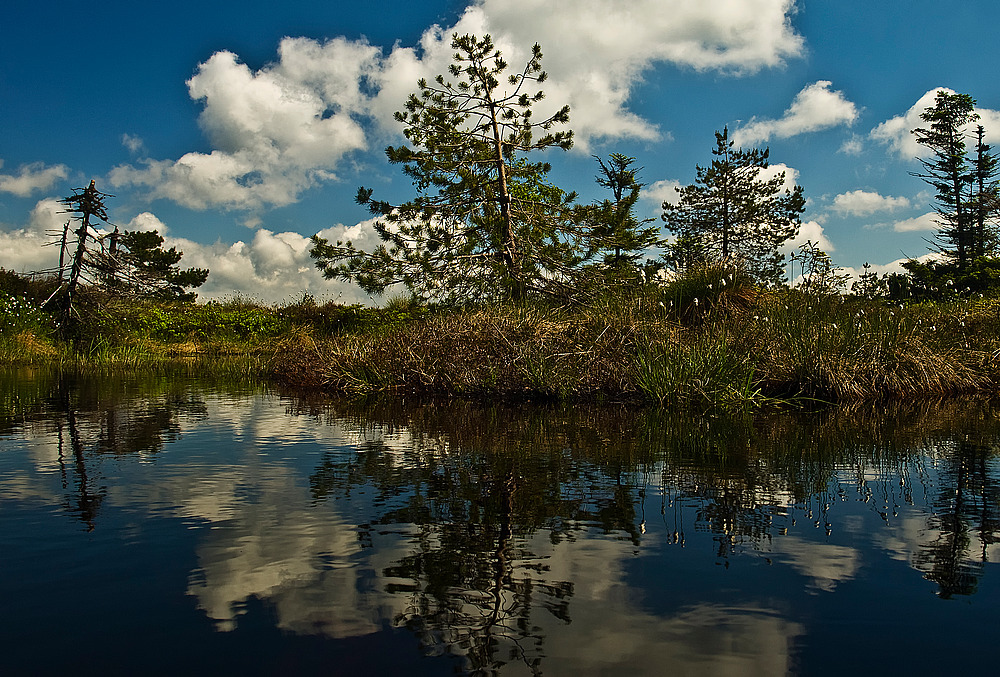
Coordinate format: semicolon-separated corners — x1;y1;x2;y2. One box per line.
106;230;209;301
310;33;577;304
58;180;111;327
661;128;804;285
970;124;1000;259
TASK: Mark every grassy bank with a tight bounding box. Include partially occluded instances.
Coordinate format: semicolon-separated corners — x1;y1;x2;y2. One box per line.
279;292;998;405
4;266;1000;407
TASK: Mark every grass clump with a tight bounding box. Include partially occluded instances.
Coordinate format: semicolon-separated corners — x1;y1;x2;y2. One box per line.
756;292;988;399
0;293;59;363
633;330;762;407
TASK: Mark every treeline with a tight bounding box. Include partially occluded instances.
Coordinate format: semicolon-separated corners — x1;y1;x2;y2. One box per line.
311;34;1000;306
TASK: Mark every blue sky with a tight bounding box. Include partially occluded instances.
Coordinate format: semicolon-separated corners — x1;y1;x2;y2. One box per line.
3;0;1000;302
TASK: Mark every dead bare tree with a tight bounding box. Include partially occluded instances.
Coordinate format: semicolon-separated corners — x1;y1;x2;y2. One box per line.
55;180;114;336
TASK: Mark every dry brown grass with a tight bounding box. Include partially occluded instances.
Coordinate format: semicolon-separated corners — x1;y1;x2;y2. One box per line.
269;291;1000;405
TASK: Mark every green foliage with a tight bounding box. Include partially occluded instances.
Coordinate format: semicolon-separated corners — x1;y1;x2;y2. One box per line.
633;331;760;408
0;293;52;336
275;294;368;335
108;230;209;301
0;292;58;363
49;183;209;346
311;33;579;304
662;127;804;285
911;91;999;268
896;257;1000;300
79;298;289;345
582;154;661;286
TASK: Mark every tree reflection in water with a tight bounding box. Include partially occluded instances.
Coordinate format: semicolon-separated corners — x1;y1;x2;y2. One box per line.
4;370;208;530
3;367;999;674
302;396;1000;671
306;403;643;673
914;440;1000;597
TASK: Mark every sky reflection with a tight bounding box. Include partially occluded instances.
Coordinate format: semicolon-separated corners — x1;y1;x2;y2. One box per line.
1;372;998;674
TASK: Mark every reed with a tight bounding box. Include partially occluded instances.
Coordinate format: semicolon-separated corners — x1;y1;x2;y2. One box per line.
757;292;989;399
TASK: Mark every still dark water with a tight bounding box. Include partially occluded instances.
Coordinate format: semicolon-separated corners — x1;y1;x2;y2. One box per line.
1;369;998;676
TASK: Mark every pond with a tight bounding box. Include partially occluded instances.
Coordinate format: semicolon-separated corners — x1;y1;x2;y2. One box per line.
1;369;998;675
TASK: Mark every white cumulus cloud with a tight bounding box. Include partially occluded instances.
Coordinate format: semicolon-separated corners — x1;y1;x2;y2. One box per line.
121;134;146;155
643;179;684;207
831;190;910;216
111;38;381;210
0;204;379;304
0;161;69;197
164;219;383;304
126;212;168;234
891;211;938;232
731;80;858;147
839;252;943;286
758;162;801;193
0;199;68;273
110;0;805;210
838;135;864;155
464;0;805;148
783;219;834;253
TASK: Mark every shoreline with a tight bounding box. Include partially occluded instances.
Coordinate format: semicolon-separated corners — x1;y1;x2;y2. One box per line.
5;292;999;409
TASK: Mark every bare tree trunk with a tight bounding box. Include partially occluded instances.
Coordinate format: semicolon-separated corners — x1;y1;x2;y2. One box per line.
58;221;70;283
61;213;91;334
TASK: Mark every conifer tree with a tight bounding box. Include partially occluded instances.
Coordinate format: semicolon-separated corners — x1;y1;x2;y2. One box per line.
585;154;660;282
58;180;111;325
970;124;1000;259
661;128;804;285
310;33;577;304
55;181;207;311
106;230;209;301
911;91;980;269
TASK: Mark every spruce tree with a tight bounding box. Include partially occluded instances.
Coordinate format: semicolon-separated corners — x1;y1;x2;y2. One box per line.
970;124;1000;259
585;153;660;283
911;91;979;268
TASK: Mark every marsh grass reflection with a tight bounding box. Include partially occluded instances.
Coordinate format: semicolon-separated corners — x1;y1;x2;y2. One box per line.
3;372;999;673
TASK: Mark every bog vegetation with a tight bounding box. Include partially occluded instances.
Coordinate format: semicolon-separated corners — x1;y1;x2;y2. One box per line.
4;35;1000;408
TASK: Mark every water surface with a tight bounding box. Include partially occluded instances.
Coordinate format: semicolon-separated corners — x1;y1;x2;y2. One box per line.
1;370;998;675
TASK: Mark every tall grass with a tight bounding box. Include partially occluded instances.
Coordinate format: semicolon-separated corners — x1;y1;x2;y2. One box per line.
4;263;1000;406
0;293;58;364
272;269;1000;405
757;292;988;399
633;330;763;407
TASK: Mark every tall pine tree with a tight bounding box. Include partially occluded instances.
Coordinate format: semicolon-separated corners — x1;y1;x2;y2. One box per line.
971;124;999;259
310;34;578;304
911;90;980;269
